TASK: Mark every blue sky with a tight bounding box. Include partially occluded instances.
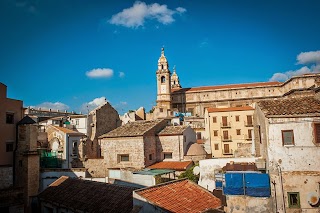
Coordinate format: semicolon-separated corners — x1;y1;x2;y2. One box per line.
1;0;320;114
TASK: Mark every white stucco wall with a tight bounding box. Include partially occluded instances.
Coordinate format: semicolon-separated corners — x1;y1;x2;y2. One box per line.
198;157;258;191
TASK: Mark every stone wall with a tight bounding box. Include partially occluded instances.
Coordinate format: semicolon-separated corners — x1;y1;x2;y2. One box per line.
101;137;146;169
0;166;13;189
84;158;107;178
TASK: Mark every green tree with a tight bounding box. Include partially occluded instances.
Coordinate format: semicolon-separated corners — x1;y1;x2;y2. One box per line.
178;164;199;183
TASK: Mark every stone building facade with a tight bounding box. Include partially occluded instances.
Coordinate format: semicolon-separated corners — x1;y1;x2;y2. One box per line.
205;106;255;158
151;48;320;120
99;120;199;170
255;96;320;213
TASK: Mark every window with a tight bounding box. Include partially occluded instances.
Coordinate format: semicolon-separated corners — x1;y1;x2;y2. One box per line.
212;117;217;123
159;108;163;113
214;144;219;150
197;132;202;140
288;192;300;208
314;123;320;143
222;116;228;127
248;129;252;139
164;152;172;159
161;76;166;83
236;129;241;135
72;141;78;156
223;144;230;154
75;119;79;125
6;112;14;124
282;130;294;145
223;131;229;140
6;142;13;152
149;154;153;160
119;154;129;162
247;115;253;126
213;130;218;136
235;115;240;122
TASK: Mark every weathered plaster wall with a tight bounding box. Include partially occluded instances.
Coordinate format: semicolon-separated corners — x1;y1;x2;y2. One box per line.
84;158;107;178
225;196;272;213
198;157;257;191
0;166;13;189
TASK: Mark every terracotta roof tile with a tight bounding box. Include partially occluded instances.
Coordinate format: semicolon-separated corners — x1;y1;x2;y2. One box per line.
148;161;193;171
99;119;166;138
135;179;221;213
157;125;189;135
38;176;137;213
207;106;254;113
172;81;281;93
258;97;320;116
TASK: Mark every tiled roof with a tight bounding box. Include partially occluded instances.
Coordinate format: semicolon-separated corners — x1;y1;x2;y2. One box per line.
99;119;165;138
172;81;281;93
157;125;189;135
135;179;221;213
53;126;84;135
38;176;137;213
207;106;254;113
258;97;320;116
148;161;193;171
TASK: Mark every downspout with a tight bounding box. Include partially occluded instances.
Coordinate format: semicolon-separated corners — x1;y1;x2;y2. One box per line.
277;165;286;213
272;180;278;213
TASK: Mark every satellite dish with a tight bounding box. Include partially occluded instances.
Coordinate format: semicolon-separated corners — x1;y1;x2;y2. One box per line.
193;166;200;175
307;192;320;207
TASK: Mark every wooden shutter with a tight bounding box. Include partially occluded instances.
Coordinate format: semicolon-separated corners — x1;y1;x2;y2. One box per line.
315;124;320;143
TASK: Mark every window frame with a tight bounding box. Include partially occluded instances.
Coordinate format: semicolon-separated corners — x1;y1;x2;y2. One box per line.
282;130;295;146
118;154;129;162
6;112;14;124
213;130;218;137
212;116;217;123
314;123;320;144
236;129;241;135
235;115;240;122
288;192;300;208
6;142;14;152
164;152;173;159
214;144;219;150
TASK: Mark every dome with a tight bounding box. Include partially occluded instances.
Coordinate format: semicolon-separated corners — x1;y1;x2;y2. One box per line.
186;143;207;156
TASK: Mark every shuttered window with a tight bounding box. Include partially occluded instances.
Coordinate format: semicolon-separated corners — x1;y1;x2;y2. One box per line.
314;123;320;143
282;130;294;146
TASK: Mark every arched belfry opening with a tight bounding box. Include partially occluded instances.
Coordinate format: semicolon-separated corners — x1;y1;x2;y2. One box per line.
161;76;166;83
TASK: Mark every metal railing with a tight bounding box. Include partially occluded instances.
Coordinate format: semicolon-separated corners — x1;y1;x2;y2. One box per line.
221;135;232;142
222;149;233;155
220;122;231;128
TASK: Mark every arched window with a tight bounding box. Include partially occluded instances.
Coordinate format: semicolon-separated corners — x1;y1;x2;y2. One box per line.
161;64;164;69
161;76;166;83
174;80;176;84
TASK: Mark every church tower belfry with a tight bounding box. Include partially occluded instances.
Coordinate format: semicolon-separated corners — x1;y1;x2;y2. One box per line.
171;66;181;89
155;47;172;117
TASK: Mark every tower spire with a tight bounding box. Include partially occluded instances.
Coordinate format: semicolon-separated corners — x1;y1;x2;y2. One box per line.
161;47;165;56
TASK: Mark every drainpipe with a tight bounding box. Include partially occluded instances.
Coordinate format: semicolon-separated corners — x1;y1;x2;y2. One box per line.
277;165;286;213
272;180;278;213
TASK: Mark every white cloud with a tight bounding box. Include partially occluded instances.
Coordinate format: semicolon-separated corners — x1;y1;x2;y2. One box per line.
31;102;70;111
109;1;186;28
119;72;125;78
269;50;320;82
297;50;320;64
86;68;114;78
80;96;108;113
176;7;187;14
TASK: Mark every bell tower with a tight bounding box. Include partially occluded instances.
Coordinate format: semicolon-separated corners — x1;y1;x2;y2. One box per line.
156;47;172;115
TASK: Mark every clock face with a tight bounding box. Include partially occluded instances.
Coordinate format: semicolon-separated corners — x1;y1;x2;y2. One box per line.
161;85;166;93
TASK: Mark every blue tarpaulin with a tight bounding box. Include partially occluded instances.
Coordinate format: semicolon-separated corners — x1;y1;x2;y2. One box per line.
223;173;270;197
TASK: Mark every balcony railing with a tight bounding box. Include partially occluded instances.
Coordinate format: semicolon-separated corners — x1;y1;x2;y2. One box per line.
222;149;233;155
220;122;231;128
221;135;232;142
244;121;253;127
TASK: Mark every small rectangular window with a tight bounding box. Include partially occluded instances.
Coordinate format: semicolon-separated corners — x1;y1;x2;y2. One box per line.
119;154;129;162
282;130;294;145
149;154;153;160
197;132;202;140
212;117;217;123
236;129;241;135
235;115;240;122
164;152;172;159
213;130;218;137
6;142;13;152
288;192;300;208
314;123;320;143
159;108;163;113
6;113;14;124
214;144;219;150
